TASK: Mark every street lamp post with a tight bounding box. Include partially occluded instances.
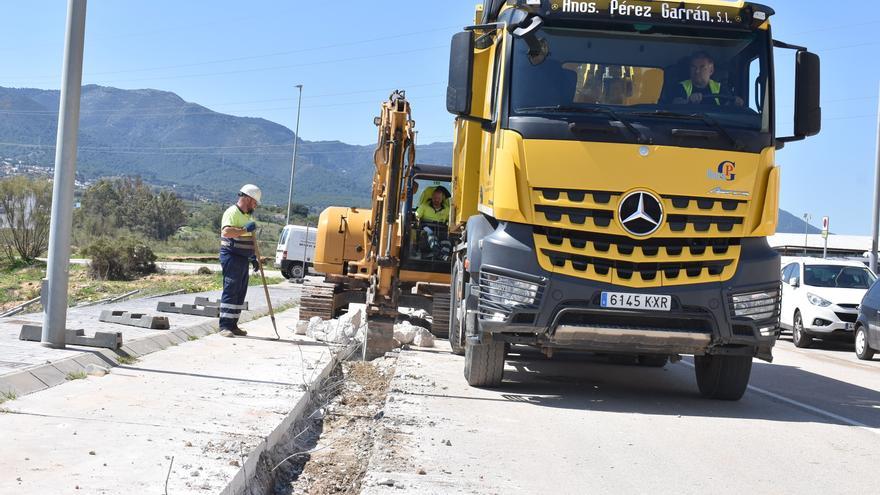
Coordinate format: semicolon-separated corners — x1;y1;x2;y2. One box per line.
285;84;304;225
803;213;811;256
42;0;88;349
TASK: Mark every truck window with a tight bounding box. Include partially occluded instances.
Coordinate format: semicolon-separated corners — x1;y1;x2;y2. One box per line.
510;27;770;132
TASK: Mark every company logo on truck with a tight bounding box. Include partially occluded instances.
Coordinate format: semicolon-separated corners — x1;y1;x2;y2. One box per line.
708;161;736;181
619;190;664;237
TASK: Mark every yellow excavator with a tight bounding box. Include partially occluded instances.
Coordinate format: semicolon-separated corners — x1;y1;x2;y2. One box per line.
300;91;453;356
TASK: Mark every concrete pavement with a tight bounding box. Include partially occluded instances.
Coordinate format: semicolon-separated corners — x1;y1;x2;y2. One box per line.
0;284;300;399
362;341;880;494
0;308;343;494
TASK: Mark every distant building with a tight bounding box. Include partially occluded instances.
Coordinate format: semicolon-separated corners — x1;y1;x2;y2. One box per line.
769;233;872;259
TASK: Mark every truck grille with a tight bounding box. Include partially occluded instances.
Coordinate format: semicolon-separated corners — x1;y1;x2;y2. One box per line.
532;188;746;288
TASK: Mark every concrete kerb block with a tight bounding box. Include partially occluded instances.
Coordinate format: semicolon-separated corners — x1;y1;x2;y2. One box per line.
99;310;170;330
72;352;117;370
124;339;163;357
0;371;48;396
27;365;68;389
165;332;187;345
19;325;122;350
50;358;86;376
156;301;183;314
182;304;220;318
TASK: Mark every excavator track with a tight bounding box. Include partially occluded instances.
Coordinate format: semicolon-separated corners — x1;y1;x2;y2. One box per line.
431;291;451;339
299;280;340;321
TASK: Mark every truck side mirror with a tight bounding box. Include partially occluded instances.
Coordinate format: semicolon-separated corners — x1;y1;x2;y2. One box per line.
776;41;821;146
446;31;474;116
794;51;821;138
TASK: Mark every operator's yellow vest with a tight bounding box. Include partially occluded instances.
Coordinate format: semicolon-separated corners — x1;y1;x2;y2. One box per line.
680;80;721;105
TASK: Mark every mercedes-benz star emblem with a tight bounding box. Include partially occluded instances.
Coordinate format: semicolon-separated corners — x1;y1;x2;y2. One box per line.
619;191;664;237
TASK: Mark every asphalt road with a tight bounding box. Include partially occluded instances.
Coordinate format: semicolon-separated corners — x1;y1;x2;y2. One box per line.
364;334;880;494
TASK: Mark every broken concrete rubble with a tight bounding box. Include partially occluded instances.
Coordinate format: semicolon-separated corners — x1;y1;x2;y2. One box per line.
393;321;434;348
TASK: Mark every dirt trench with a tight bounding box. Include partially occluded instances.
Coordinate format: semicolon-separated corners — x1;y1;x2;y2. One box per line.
249;355;397;494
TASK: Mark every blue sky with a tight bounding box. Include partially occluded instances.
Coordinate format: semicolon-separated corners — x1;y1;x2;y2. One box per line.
0;0;877;234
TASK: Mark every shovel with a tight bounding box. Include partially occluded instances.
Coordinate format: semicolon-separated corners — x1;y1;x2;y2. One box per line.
253;235;280;340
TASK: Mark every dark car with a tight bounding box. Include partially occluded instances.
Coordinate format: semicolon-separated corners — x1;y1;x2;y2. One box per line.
854;280;880;360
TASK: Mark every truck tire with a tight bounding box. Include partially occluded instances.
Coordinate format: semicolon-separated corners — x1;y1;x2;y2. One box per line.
792;310;813;348
449;256;469;355
464;338;505;387
855;325;876;361
694;354;753;401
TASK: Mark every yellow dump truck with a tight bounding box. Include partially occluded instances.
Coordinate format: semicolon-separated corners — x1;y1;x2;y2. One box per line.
445;0;820;399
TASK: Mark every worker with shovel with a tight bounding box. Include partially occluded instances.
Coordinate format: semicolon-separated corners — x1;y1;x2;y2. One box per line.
218;184;262;338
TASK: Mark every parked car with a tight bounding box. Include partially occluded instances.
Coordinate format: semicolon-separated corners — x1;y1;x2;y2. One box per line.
780;258;876;348
275;225;316;280
854;280;880;360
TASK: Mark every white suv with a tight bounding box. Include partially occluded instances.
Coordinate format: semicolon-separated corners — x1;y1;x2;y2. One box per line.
780;258;876;348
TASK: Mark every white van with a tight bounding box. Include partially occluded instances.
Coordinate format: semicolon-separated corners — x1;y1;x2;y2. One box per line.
275;225;317;280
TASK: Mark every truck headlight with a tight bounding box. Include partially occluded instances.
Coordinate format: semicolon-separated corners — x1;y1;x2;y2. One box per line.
482;272;541;307
477;270;545;322
806;292;832;307
730;290;779;321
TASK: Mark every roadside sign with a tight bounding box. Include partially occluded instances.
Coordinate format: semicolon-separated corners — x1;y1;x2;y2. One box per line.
822;216;829;239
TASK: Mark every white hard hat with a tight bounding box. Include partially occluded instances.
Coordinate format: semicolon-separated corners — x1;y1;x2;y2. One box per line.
239;184;262;204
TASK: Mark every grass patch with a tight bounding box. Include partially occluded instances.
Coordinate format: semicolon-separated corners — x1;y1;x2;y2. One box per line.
0;390;17;403
0;257;285;314
66;371;87;381
116;355;138;365
187;335;200;341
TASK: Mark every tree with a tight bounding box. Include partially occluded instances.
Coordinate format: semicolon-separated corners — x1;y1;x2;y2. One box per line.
77;177;188;241
0;177;53;263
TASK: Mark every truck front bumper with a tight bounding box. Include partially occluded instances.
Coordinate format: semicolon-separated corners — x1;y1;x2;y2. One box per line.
470;222;780;361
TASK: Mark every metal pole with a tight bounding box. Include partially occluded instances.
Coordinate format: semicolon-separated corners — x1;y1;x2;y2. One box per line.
285;84;304;225
871;83;880;273
803;213;810;256
41;0;87;349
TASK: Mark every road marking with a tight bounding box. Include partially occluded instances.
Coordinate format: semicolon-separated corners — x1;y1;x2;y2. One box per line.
679;361;880;437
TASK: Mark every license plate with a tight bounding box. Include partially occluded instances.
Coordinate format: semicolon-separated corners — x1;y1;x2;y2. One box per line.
601;292;672;311
845;323;855;331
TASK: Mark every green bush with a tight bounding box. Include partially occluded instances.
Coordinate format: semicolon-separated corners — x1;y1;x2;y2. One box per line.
84;237;158;281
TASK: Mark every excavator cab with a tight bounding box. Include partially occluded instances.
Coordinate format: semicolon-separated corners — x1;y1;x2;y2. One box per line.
400;164;454;274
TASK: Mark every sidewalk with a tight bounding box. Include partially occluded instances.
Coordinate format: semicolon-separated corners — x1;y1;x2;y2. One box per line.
0;308;345;494
0;283;300;398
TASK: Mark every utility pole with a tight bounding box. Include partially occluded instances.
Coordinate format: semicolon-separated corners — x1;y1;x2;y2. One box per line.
285;84;304;225
42;0;87;349
802;213;811;257
871;83;880;274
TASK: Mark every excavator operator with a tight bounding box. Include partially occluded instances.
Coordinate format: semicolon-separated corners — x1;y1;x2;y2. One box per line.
415;186;451;260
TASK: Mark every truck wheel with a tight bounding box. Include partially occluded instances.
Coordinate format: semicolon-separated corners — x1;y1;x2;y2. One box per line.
448;257;465;356
855;326;876;361
464;338;505;387
280;265;292;279
694;354;753;401
637;355;668;367
792;311;813;348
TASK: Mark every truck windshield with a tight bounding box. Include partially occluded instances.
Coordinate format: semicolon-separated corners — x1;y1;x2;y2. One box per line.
510;26;771;133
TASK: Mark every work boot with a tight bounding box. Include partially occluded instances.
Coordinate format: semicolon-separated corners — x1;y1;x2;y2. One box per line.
219;329;235;338
230;326;248;337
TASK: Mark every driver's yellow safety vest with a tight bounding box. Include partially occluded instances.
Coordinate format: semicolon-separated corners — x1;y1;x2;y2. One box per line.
680;80;721;105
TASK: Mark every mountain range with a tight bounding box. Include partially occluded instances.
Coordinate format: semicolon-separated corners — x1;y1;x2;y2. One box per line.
0;85;821;234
